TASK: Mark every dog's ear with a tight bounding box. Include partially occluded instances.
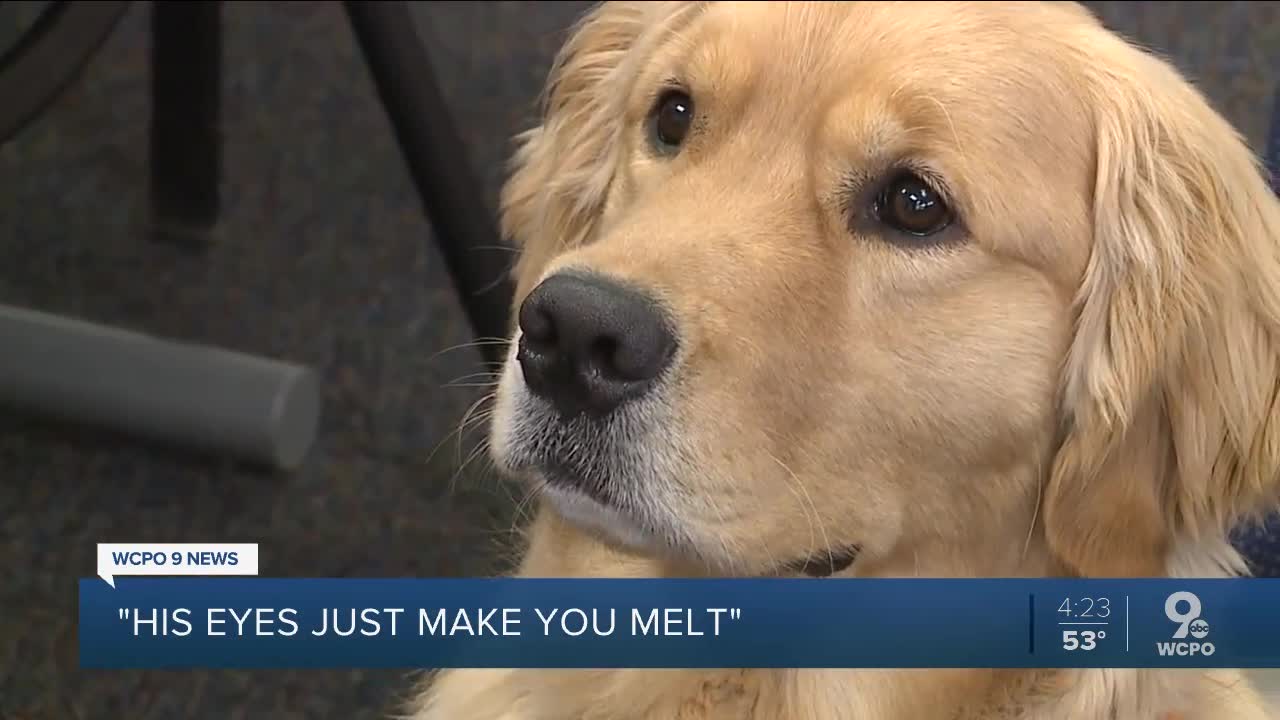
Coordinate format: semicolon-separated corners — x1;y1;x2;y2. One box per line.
1045;39;1280;577
500;1;699;302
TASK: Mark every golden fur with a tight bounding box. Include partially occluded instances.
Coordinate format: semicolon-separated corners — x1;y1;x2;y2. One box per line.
412;2;1280;718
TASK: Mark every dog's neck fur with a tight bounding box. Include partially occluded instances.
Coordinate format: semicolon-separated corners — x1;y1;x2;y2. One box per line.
411;507;1271;720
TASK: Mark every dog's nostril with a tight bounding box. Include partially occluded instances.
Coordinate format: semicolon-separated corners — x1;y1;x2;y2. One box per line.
518;301;557;349
603;332;674;383
589;336;621;378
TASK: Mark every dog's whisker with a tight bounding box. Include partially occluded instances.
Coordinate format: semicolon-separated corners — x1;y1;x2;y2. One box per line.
425;338;512;364
769;450;834;576
1024;453;1046;562
509;479;547;540
443;370;503;384
724;462;782;575
920;92;965;165
425;392;496;472
447;437;494;496
453;399;498;463
699;482;747;577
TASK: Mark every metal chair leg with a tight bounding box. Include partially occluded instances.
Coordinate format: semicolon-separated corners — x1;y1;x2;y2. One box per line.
344;1;514;364
150;0;222;247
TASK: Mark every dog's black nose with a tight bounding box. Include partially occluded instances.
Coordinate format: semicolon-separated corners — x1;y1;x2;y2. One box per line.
517;273;676;417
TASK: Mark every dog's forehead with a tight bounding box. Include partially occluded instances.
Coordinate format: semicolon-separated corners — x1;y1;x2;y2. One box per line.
680;1;1100;147
685;1;1096;107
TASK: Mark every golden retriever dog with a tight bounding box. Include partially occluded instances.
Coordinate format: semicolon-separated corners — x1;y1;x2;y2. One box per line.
413;1;1280;718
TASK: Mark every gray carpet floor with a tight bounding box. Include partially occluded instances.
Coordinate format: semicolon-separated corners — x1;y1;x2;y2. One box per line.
0;2;1276;718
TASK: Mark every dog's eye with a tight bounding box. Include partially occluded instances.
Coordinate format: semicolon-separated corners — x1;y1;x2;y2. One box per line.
874;172;952;237
650;90;694;152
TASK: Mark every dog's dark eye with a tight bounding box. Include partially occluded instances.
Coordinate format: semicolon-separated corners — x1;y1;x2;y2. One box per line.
874;172;952;237
650;90;694;152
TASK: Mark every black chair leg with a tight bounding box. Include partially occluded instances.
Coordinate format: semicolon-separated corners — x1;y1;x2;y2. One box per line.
150;0;222;247
147;1;512;360
344;1;514;365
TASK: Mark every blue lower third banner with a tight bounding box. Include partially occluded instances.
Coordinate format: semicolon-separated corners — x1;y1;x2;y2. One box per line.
78;578;1280;669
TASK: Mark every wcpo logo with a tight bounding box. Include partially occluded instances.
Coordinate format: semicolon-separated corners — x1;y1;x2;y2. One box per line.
1157;591;1214;657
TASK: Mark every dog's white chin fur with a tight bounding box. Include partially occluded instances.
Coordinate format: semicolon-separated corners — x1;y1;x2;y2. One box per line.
495;341;675;558
540;483;661;553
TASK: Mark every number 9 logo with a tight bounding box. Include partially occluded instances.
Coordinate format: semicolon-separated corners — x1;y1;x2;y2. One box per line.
1165;591;1201;639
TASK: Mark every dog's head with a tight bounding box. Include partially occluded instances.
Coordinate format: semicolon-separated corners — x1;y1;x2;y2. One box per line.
488;1;1280;579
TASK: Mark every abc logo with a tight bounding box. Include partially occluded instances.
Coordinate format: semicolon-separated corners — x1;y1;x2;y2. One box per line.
1188;619;1210;639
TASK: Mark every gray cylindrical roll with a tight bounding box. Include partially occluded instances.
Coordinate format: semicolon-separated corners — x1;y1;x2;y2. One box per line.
0;305;321;470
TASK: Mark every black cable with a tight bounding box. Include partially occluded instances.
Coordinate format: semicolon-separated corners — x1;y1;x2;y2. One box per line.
0;1;131;143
